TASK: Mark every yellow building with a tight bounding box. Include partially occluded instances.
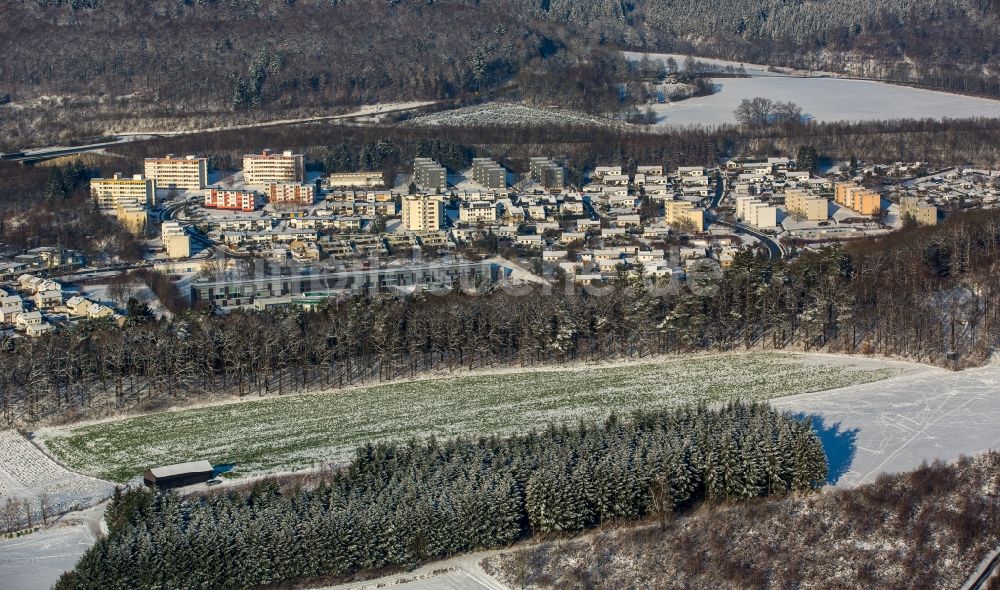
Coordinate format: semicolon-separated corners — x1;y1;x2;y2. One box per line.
143;154;208;190
664;200;705;231
243;149;305;185
899;196;938;226
835;182;881;216
115;204;148;235
401;195;446;231
91;174;156;210
785;188;829;221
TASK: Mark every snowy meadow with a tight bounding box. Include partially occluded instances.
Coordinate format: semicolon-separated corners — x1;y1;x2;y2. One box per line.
38;353;899;483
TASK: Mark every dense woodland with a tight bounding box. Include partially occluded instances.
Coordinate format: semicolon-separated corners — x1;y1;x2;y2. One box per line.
489;452;1000;589
2;0;1000;146
3;207;1000;427
53;403;827;589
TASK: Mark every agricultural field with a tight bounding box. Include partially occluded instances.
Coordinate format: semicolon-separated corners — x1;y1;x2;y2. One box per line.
0;430;114;528
37;353;902;483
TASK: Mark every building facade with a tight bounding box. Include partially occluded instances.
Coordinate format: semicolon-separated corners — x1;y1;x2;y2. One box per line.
143;154;208;190
243;150;305;185
471;158;507;189
664;200;705;231
785;188;829;221
899;196;938;226
529;157;565;189
266;182;316;205
835;182;882;215
91;174;156;210
413;158;447;192
162;221;191;259
204;188;263;212
401;195;446;231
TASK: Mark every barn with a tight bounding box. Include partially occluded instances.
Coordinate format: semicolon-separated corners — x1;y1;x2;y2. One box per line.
143;460;215;489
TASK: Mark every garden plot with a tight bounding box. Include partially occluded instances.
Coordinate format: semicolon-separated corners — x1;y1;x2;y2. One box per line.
37;353;902;483
0;430;115;527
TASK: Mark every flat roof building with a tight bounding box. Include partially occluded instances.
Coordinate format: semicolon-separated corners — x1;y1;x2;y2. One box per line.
785;188;829;221
835;182;882;216
402;195;446;231
266;182;316;205
529;157;565;189
162;221;191;259
205;188;263;212
664;200;705;231
243;149;305;185
327;172;385;188
413;158;447;192
91;174;156;210
900;196;938;226
143;154;208;191
471;158;507;189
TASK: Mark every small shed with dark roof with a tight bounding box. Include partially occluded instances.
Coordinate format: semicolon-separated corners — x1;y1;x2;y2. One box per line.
143;460;214;489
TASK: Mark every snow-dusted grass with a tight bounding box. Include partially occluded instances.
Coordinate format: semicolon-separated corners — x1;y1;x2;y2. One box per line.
38;353;899;483
404;102;634;129
0;431;114;523
651;77;1000;126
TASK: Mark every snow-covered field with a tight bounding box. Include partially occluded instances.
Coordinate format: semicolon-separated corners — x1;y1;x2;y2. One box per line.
774;360;1000;486
650;76;1000;126
0;431;114;528
623;51;835;78
404;103;630;129
37;353;900;482
0;504;104;590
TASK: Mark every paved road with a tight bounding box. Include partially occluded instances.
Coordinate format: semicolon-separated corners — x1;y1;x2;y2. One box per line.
709;215;785;259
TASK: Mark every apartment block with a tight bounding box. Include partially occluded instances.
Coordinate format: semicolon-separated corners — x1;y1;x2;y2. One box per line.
143;154;208;190
637;165;663;176
785;188;829;221
266;182;316;205
834;182;882;216
91;174;156;210
736;196;778;228
413;158;448;192
243;149;305;185
401;195;446;231
529;157;565;189
327;172;385;188
664;200;705;231
471;158;507;189
459;201;498;224
115;204;148;234
162;222;191;259
204;188;263;212
899;196;938;226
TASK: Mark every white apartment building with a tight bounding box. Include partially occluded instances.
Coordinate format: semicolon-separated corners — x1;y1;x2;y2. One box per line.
143;154;208;190
401;195;446;231
91;174;156;210
459;201;498;224
243;149;305;185
736;196;778;228
162;221;191;259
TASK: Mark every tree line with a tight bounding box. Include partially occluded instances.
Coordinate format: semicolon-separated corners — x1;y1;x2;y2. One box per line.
53;403;827;590
3;208;1000;427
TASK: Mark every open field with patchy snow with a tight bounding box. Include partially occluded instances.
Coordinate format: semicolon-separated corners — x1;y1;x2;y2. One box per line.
36;353;900;483
650;76;1000;126
0;505;104;590
0;431;114;528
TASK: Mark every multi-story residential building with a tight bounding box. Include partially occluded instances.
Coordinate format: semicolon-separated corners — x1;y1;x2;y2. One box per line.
162;221;191;259
91;174;156;210
529;157;565;189
736;196;778;228
785;188;830;221
664;200;705;231
459;201;498;224
899;196;939;226
327;172;385;188
413;158;448;192
243;149;305;185
266;182;316;205
143;154;208;190
401;195;445;231
592;166;623;181
204;188;263;212
115;204;149;235
471;158;507;189
834;182;882;215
